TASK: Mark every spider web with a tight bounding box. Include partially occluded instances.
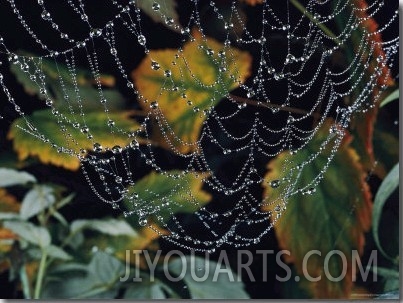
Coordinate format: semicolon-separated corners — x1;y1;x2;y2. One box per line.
0;0;399;251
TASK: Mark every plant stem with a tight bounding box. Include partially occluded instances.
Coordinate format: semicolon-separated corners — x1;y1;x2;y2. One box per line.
34;250;48;299
289;0;342;45
19;266;31;299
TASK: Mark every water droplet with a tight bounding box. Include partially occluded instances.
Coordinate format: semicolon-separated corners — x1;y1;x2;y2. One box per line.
270;179;280;188
164;70;172;77
130;139;139;149
165;17;174;26
90;28;102;38
287;116;295;124
285;54;296;64
93;143;103;152
304;187;316;195
115;176;123;183
81;126;89;133
138;217;148;226
137;35;146;46
150;101;159;109
76;41;86;48
151;61;160;70
152;2;160;10
41;10;51;20
246;91;254;98
8;54;18;64
224;22;234;30
112;145;122;154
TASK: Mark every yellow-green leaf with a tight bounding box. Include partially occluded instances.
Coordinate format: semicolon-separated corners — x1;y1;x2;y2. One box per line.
8;110;140;170
132;30;252;153
262;123;372;298
126;170;211;223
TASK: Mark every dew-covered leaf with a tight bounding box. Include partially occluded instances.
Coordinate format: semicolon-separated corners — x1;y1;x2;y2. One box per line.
339;1;396;172
0;168;36;187
132;30;251;153
137;0;179;31
126;170;211;222
8;110;140;170
20;185;56;219
262;124;372;298
3;221;51;248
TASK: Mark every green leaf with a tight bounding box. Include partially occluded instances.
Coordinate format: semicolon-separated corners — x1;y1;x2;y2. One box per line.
383;279;400;293
42;252;124;299
3;221;51;248
263;123;372;298
168;256;249;299
137;0;179;31
87;251;126;285
380;89;399;108
11;55;125;111
71;218;138;237
0;212;21;220
126;170;211;222
372;267;399;280
132;30;251;153
48;262;88;274
123;279;169;299
45;245;72;260
55;193;75;210
372;163;399;260
0;168;36;187
8;110;140;170
20;185;56;219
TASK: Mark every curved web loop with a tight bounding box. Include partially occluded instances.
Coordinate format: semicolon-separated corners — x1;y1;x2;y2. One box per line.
0;0;398;251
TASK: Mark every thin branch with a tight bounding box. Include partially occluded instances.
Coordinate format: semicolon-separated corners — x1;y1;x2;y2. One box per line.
228;93;322;119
